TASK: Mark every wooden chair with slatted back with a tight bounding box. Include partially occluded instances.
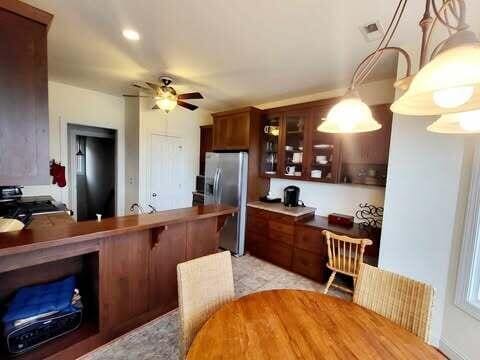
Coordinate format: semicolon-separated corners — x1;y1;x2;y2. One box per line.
353;263;435;342
323;230;372;295
177;251;235;359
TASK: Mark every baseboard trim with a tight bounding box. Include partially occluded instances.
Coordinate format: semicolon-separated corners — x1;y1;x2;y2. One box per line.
439;338;468;360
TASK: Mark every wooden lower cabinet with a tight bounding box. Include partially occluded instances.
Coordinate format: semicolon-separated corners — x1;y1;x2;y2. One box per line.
101;231;150;332
266;241;293;269
101;218;221;336
149;223;187;313
246;207;381;284
292;248;326;282
186;217;219;259
246;207;321;276
246;207;331;283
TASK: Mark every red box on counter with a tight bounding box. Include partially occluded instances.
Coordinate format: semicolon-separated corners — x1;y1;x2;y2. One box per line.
328;213;354;227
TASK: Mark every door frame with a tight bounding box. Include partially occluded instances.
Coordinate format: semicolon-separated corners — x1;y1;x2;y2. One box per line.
68;125;117;221
144;131;185;210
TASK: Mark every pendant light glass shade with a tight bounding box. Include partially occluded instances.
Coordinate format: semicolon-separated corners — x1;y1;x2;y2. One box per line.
427;109;480;134
317;92;381;133
391;31;480;116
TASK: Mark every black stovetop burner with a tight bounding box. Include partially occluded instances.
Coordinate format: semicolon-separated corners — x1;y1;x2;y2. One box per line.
0;195;64;225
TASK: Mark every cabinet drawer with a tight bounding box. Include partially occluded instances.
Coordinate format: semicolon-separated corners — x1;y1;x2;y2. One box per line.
247;217;268;235
247;207;270;219
269;229;294;245
267;212;296;224
292;248;326;282
294;227;326;255
248;240;268;260
246;231;266;246
269;221;295;236
266;241;293;269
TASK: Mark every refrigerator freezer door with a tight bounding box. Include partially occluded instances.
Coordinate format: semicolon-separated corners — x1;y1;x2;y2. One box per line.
203;152;248;256
204;152;220;205
216;152;248;255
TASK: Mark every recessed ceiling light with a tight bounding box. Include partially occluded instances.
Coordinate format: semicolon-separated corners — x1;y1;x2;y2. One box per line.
122;29;140;41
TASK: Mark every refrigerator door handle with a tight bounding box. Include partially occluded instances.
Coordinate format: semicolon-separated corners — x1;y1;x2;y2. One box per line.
214;168;223;204
213;168;220;203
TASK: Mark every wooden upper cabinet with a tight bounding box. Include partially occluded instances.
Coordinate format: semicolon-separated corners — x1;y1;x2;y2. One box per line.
256;100;392;187
280;110;310;179
0;2;53;185
212;109;252;150
306;106;342;183
340;104;393;165
199;125;213;175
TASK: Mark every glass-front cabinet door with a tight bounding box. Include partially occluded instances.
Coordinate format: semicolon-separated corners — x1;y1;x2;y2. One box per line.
281;110;309;178
308;107;341;182
260;112;281;177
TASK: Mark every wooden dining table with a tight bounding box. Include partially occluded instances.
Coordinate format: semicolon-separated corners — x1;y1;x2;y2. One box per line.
187;289;445;359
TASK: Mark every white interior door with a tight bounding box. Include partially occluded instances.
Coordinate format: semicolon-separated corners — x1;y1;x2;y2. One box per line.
149;134;184;211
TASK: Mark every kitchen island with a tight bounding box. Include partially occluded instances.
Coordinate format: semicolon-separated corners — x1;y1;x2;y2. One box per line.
0;204;236;360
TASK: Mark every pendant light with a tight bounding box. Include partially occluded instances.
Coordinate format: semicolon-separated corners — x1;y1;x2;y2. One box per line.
391;31;480;116
318;90;381;133
76;138;84;157
319;0;480;135
427;109;480;134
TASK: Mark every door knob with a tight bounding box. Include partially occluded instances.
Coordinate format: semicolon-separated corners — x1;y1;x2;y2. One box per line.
152;193;157;197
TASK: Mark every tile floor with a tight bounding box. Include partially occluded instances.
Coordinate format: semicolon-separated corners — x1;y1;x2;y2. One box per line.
81;254;350;360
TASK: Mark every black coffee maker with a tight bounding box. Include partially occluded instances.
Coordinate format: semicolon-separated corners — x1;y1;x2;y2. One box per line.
283;186;301;207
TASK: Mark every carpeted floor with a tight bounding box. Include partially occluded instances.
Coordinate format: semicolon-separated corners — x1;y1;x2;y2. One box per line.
80;254;349;360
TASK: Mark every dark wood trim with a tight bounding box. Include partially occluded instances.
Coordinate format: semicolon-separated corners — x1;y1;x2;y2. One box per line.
0;239;99;273
0;0;53;29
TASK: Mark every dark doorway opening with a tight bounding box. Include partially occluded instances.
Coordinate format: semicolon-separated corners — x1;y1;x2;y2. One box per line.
69;125;116;221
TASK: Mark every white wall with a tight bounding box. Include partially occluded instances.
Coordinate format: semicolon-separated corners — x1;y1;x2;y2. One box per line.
379;49;466;346
22;81;126;216
124;98;140;213
256;78;393;217
440;139;480;360
268;180;385;218
137;98;211;210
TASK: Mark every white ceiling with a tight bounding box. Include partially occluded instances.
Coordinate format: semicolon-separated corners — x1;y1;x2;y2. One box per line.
23;0;480;111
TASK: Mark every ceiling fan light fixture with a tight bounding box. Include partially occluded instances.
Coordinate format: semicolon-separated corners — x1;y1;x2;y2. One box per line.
156;92;177;113
391;32;480;116
317;90;381;134
122;29;140;41
427;109;480;134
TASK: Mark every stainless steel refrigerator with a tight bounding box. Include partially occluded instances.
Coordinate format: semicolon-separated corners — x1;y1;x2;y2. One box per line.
204;152;248;256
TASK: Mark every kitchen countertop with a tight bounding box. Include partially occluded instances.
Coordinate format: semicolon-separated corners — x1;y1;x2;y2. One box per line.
0;204;237;257
247;201;316;217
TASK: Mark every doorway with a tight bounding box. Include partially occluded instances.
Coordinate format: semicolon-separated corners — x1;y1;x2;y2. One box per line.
148;134;185;211
68;125;116;221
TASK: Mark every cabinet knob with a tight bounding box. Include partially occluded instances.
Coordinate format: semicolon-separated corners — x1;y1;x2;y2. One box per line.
152;193;157;197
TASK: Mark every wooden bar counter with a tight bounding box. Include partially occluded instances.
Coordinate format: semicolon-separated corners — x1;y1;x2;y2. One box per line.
0;204;236;360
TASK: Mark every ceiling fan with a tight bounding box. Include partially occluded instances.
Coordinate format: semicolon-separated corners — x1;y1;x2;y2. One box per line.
123;77;204;113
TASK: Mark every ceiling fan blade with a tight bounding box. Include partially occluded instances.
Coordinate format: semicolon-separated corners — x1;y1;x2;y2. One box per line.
177;100;198;111
146;82;161;91
152;104;160;110
177;92;203;100
133;83;151;90
123;94;151;98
